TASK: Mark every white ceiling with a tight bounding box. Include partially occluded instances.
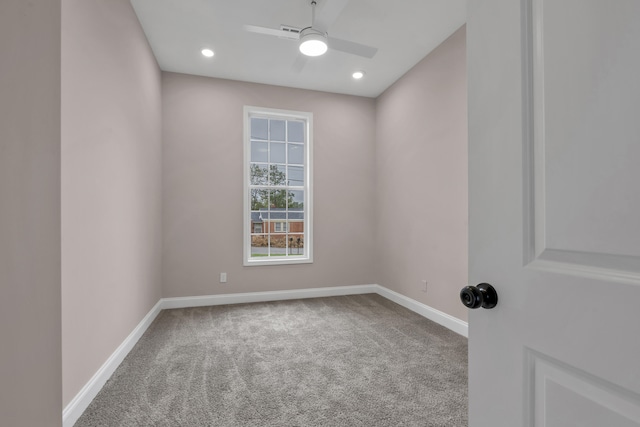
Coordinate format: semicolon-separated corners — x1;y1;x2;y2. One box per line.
130;0;466;98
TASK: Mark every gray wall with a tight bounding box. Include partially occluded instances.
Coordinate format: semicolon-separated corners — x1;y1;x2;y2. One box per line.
61;0;162;406
375;26;468;322
0;1;62;425
162;73;377;297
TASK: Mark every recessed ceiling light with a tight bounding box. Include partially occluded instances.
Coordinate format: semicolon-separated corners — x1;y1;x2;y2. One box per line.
352;71;365;80
201;48;214;58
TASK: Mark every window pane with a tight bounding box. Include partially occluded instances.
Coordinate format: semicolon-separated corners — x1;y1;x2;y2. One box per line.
250;164;269;185
269;190;287;209
287;210;303;220
250;211;259;231
251;141;268;163
288;211;303;231
287;204;304;235
288;121;304;142
251;189;268;210
251;118;268;140
269;241;287;257
287;166;304;186
251;235;268;258
288;234;304;255
289;190;304;208
250;211;264;239
270;120;285;141
288;143;304;165
268;164;286;186
270;142;286;164
276;165;287;185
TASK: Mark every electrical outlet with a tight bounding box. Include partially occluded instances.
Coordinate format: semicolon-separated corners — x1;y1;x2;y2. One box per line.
220;272;227;283
421;279;428;293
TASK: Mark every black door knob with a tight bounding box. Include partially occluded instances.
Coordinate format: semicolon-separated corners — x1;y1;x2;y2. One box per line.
460;283;498;309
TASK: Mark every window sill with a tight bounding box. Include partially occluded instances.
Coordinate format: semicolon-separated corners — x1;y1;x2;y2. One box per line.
243;256;313;267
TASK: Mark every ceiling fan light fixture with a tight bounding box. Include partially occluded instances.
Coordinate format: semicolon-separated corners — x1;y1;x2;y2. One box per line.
299;29;328;57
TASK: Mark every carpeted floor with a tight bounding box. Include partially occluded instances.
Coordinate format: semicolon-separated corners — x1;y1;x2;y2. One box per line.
75;294;468;426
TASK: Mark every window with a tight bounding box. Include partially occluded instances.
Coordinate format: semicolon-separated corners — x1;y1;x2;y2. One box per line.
274;222;289;233
244;106;313;265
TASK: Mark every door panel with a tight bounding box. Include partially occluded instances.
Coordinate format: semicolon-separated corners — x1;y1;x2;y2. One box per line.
468;0;640;426
529;351;640;427
533;0;640;262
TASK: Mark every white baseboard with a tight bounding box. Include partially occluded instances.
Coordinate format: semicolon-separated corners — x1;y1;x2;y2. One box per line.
63;284;467;425
62;300;163;427
161;284;378;309
373;285;468;337
161;285;468;337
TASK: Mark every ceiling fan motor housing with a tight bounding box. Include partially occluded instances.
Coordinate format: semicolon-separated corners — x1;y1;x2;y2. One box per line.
299;27;328;56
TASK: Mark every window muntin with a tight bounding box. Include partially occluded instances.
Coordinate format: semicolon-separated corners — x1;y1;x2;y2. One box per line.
244;107;312;265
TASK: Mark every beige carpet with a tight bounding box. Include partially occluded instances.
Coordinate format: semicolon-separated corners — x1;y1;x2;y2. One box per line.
76;294;468;426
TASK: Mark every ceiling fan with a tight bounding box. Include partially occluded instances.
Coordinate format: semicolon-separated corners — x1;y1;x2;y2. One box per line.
243;0;378;60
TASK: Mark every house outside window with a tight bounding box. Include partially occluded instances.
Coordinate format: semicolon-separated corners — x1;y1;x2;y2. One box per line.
243;106;313;265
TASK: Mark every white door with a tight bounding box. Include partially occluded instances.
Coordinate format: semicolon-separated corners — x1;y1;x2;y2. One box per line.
467;0;640;426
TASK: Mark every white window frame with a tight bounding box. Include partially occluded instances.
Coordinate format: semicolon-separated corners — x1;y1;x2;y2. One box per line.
243;106;313;266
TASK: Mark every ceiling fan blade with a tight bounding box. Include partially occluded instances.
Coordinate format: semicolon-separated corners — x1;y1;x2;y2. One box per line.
292;55;309;73
313;0;350;33
327;36;378;58
243;25;300;40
